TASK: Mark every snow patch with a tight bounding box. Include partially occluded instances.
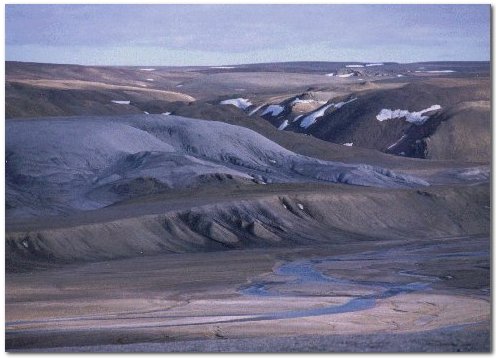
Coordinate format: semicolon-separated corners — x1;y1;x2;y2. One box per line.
297;203;304;210
176;84;183;87
162;112;171;115
261;104;285;117
248;105;264;116
346;64;364;68
210;66;235;69
291;98;315;105
293;114;303;122
337;73;354;78
387;135;407;150
111;100;130;105
278;120;289;130
365;63;384;67
376;105;442;125
334;97;357;109
143;111;149;115
291;98;327;106
415;70;455;73
300;103;335;128
343;143;353;147
396;74;404;77
325;73;335;77
139;68;155;71
300;98;357;129
146;78;155;81
220;98;252;110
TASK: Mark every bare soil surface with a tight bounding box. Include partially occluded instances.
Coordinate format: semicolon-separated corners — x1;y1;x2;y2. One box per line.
6;235;489;352
5;61;491;352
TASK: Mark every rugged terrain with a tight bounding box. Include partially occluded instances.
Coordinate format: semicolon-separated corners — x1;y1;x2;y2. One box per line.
6;61;490;162
5;61;491;352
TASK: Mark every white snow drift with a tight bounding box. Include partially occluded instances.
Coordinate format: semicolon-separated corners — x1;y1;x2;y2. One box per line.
261;104;285;116
278;120;289;130
387;135;407;150
300;104;335;129
220;98;253;110
111;100;131;105
248;105;264;116
299;98;357;129
334;98;357;109
415;70;455;73
376;105;442;125
291;98;326;106
293;114;303;122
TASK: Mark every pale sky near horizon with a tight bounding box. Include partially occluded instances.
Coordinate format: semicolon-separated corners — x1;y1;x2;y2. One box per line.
5;4;490;66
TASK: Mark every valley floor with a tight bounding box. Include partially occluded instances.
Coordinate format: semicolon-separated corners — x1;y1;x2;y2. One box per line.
6;234;490;352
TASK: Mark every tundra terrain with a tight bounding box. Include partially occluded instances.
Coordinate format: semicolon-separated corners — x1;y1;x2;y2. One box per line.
5;61;490;352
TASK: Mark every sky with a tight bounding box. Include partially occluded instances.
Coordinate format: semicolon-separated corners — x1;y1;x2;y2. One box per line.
5;4;490;66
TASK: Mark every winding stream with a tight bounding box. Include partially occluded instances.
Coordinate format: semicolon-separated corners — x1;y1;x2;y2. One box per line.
240;257;435;320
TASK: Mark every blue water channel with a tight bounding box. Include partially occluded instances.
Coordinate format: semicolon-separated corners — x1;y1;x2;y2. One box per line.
240;257;432;320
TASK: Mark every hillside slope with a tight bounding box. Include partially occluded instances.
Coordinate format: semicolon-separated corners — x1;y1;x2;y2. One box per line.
7;114;435;218
6;183;489;271
253;78;490;162
6;61;490;163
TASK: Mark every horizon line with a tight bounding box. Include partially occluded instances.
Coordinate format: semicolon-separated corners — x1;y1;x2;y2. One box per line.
6;59;491;68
